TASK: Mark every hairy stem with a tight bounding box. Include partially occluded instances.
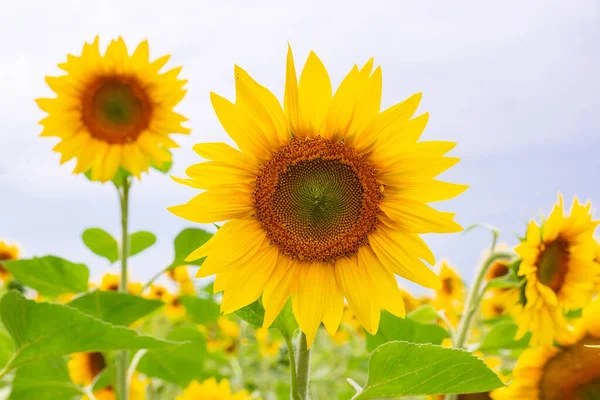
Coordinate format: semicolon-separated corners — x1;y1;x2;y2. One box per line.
296;331;312;400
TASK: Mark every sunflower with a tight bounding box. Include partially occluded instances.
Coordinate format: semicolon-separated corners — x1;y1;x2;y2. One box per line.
82;373;148;400
170;46;466;346
176;378;251;400
68;352;107;386
433;261;466;327
0;241;19;281
491;296;600;400
481;289;519;320
144;283;171;301
486;259;511;281
203;317;241;355
165;295;186;320
514;195;599;345
167;266;196;294
100;273;142;294
255;327;283;357
36;36;189;182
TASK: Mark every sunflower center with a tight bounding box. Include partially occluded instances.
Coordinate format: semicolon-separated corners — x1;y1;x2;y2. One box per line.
82;76;152;144
253;137;383;263
442;277;455;295
537;239;569;292
87;352;106;378
0;252;13;261
539;336;600;400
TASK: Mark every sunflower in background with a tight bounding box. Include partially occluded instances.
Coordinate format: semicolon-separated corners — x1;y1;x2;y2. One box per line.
0;241;19;281
204;317;242;355
254;327;282;357
176;378;251;400
514;195;599;345
594;239;600;291
481;260;519;320
492;296;600;400
99;273;142;295
68;352;107;386
167;266;196;295
36;37;189;182
434;261;466;327
170;46;466;346
82;373;148;400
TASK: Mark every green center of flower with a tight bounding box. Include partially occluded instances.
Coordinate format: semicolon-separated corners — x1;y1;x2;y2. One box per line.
253;137;383;263
82;76;152;144
539;336;600;400
537;239;569;292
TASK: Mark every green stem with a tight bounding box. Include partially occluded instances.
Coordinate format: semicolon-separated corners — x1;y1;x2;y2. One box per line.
296;331;311;400
116;177;131;400
284;336;299;400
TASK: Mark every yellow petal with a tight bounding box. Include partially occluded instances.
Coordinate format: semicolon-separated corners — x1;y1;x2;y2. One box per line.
262;257;297;329
192;142;257;172
183;161;254;189
168;188;253;224
296;51;332;138
384;180;469;203
188;218;263;262
380;197;463;234
284;44;301;134
347;66;382;139
100;144;122;182
323;66;359;142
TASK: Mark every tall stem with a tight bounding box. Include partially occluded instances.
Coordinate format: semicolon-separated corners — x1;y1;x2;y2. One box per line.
296;331;312;400
116;177;131;400
284;337;299;399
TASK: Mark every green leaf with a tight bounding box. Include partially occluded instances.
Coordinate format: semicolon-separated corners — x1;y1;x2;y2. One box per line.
0;328;14;368
0;291;177;372
3;256;89;296
170;228;213;268
486;274;522;290
354;342;504;399
235;299;297;340
366;311;448;352
151;154;173;174
82;228;119;263
180;296;220;325
407;305;441;324
478;321;531;351
9;357;82;400
129;231;157;257
68;290;163;326
137;327;207;387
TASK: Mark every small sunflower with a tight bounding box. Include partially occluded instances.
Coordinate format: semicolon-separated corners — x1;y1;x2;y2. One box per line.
144;283;170;301
37;36;189;182
177;378;251;400
433;261;466;327
0;241;19;281
481;289;519;320
167;266;196;294
255;327;283;357
486;259;511;281
99;273;142;294
491;296;600;400
82;373;147;400
203;317;241;355
514;195;599;345
170;46;466;346
68;352;107;386
165;295;186;320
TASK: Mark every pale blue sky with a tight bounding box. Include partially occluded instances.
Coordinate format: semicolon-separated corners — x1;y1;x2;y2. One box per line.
1;0;598;292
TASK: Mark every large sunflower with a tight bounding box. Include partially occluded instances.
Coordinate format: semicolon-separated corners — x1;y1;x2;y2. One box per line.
170;47;466;346
514;195;599;345
491;296;600;400
0;241;19;281
36;36;189;182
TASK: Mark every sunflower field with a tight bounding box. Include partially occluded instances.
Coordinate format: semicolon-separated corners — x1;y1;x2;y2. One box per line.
1;33;599;400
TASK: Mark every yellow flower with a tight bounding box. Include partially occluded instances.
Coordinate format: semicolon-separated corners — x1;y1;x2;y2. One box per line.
514;195;599;345
481;288;519;319
0;241;19;281
165;295;186;320
255;327;282;357
99;273;142;295
218;316;241;339
491;296;600;400
144;284;171;301
486;259;511;281
203;317;241;355
68;352;107;386
433;261;465;327
177;378;251;400
82;373;148;400
170;46;466;347
37;37;189;182
168;266;196;295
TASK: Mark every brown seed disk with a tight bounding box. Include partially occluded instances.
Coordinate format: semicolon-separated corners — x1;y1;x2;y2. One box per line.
253;136;383;263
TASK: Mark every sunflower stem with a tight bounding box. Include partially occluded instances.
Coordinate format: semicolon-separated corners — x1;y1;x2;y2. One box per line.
284;336;299;399
116;177;131;400
296;330;311;400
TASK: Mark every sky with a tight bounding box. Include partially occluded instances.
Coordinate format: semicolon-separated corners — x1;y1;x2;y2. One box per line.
0;0;598;292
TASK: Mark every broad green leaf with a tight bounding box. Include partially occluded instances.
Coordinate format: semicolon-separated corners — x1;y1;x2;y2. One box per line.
478;321;531;351
180;296;220;325
235;299;297;340
9;357;81;400
366;311;448;352
407;305;440;324
82;228;118;263
0;291;177;372
129;231;157;257
0;328;14;367
3;256;89;296
354;342;504;399
137;327;207;387
170;228;213;268
68;290;163;326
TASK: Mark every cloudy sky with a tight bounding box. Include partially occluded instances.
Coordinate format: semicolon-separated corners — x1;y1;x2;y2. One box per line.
1;0;598;291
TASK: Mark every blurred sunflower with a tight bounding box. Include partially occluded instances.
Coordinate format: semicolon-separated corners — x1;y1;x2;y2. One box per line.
36;36;189;182
255;327;282;357
481;289;519;320
165;295;186;320
168;266;195;294
204;317;241;355
100;273;142;294
0;241;19;281
82;373;148;400
433;261;466;327
176;378;250;400
491;296;600;400
170;46;466;346
68;352;106;386
514;195;599;345
144;283;170;301
486;259;511;281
